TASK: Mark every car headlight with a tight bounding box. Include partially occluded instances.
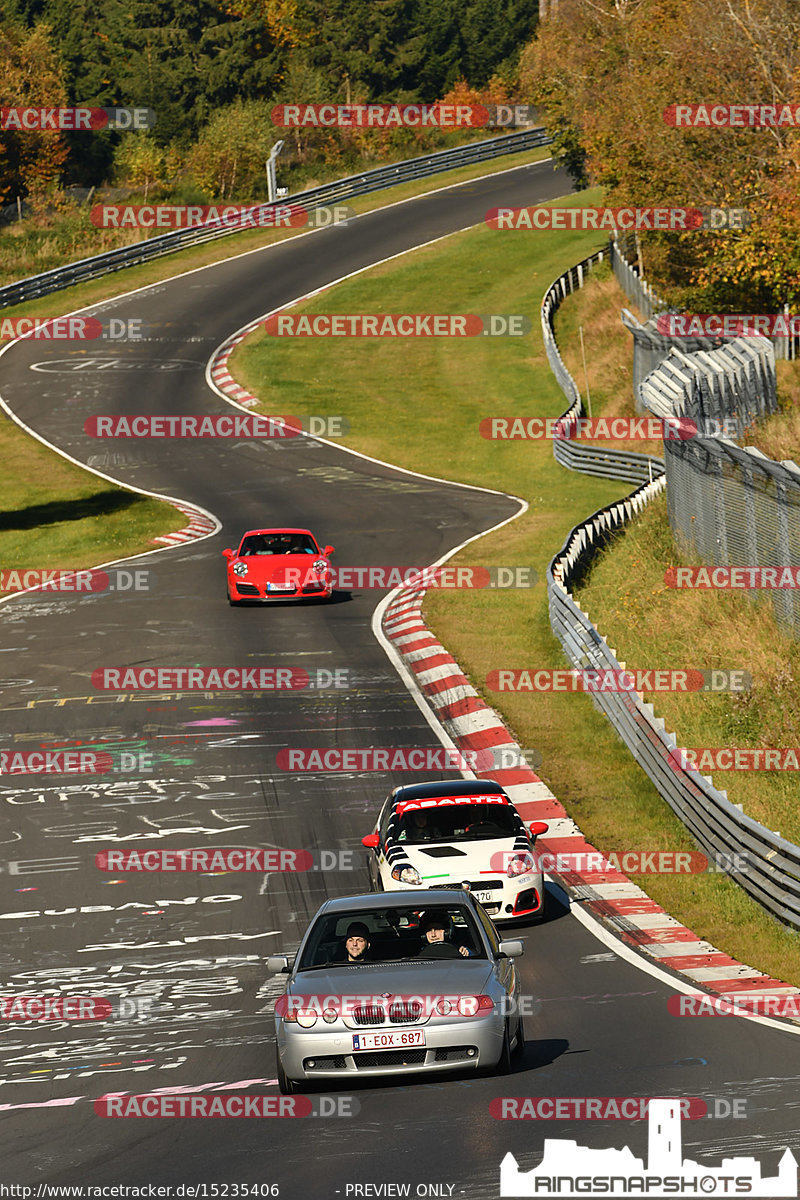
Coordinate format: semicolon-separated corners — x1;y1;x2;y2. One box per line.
507;853;534;878
391;865;423;886
232;561;248;577
296;1010;317;1028
322;1008;338;1024
313;559;327;574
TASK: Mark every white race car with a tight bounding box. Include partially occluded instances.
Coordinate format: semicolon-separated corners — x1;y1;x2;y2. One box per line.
362;778;548;923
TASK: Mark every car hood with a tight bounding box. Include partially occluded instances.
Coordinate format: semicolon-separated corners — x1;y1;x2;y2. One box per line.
400;837;532;882
288;961;493;997
230;554;327;582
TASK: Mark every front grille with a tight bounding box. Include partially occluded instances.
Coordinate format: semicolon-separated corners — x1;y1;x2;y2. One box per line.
434;1046;477;1063
302;583;325;593
235;584;260;596
304;1055;346;1071
353;1049;427;1069
430;880;503;891
352;1001;423;1025
352;1004;386;1026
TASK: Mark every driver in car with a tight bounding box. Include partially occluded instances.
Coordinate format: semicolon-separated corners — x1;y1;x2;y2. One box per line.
416;912;472;958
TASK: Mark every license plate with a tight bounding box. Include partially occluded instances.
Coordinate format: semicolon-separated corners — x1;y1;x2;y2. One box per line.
474;890;495;903
352;1029;425;1051
267;582;295;592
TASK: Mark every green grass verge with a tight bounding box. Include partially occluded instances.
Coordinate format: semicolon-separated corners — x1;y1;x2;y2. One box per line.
0;412;183;584
228;187;800;985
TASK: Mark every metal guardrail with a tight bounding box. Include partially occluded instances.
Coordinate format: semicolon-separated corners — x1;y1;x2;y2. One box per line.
540;247;665;485
541;243;800;929
0;128;552;309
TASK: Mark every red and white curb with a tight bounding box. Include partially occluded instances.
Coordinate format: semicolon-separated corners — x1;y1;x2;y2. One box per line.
151;501;220;547
209;318;264;409
382;581;800;1011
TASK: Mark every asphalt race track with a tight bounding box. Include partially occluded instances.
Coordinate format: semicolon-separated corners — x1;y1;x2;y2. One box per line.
1;160;799;1195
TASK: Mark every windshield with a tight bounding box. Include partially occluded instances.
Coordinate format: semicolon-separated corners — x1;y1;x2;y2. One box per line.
396;802;518;843
238;533;318;556
296;904;487;969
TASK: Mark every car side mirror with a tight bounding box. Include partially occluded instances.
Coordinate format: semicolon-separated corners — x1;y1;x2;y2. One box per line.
222;548;234;559
528;821;548;840
497;940;523;959
361;833;380;849
267;955;293;973
323;545;335;556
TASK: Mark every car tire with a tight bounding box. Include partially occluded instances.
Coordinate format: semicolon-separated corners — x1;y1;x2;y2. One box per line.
496;1021;513;1075
512;1014;525;1061
276;1052;305;1095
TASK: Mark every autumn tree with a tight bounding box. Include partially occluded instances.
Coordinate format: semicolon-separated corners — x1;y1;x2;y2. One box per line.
0;15;68;201
522;0;800;308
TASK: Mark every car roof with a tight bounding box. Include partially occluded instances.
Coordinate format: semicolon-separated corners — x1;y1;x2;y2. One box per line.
317;889;477;915
239;528;315;538
390;778;509;806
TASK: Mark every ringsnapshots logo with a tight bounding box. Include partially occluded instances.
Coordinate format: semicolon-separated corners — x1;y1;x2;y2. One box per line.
0;316;145;342
664;102;800;128
90;204;353;230
263;313;530;337
0;106;155;130
499;1098;797;1197
486;668;751;693
485;206;749;232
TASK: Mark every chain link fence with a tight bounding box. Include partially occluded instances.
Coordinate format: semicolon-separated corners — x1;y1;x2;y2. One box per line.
543;242;800;928
638;336;800;635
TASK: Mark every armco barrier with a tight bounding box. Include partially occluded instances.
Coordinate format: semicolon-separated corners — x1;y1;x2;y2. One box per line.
0;129;551;309
540;247;664;485
542;243;800;928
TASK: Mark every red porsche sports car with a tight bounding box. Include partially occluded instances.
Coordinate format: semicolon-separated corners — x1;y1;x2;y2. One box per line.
223;528;335;605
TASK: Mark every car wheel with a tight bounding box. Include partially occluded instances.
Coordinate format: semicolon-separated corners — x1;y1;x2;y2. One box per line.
512;1014;525;1061
276;1051;305;1095
496;1020;513;1075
